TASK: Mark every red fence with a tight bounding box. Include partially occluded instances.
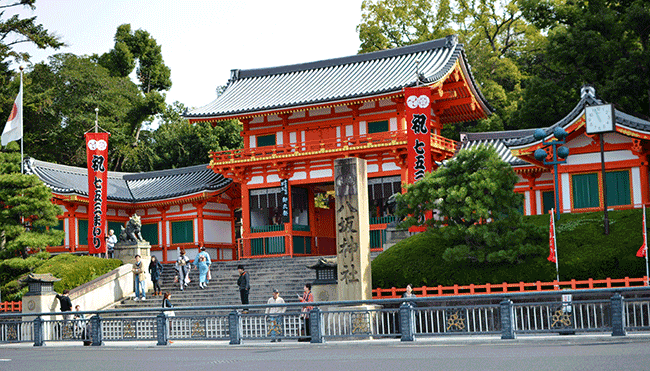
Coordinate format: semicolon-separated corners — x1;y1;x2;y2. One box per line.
372;276;650;298
0;301;22;312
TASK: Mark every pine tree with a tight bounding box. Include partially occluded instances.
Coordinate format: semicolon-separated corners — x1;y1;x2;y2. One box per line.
0;142;63;258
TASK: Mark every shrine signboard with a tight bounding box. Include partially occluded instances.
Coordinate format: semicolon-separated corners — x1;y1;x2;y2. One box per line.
334;157;371;301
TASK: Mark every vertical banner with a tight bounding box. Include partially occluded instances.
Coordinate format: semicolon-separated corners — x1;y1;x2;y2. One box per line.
85;132;110;254
404;86;432;184
280;179;290;224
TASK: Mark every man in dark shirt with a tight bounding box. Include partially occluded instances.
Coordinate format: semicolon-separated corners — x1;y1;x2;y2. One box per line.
237;264;250;311
55;289;73;321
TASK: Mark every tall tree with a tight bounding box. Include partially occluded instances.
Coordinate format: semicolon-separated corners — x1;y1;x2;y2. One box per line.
395;146;544;263
0;142;63;259
149;102;243;170
516;0;650;126
98;23;171;166
0;0;63;64
356;0;545;138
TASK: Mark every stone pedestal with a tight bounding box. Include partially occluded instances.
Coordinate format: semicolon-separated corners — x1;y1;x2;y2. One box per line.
334;157;371;301
114;241;153;293
21;274;61;341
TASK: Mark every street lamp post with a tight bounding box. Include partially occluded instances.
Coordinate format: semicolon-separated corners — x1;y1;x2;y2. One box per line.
534;127;570;221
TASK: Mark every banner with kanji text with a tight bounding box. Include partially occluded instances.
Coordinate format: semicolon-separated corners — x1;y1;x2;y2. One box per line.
85;132;110;254
404;86;432;184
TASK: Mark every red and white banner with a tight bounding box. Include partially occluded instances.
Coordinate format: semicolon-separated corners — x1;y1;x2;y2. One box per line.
85;132;110;254
548;210;557;263
404;86;432;184
638;205;647;258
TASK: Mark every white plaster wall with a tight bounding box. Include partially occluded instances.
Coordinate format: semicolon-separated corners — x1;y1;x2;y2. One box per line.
368;164;379;173
147;208;160;215
183;204;196;211
632;167;642;206
359;121;367;135
267;174;281;183
203;220;233;243
291;172;307;181
346;125;353;137
565;150;636;166
290;132;297;143
561;173;571;213
389;117;397;131
310;169;332;179
250;135;257;148
69;264;135;311
169;205;180;213
248;176;264;185
277;131;283;146
382;162;401;172
64;218;70;247
535;190;542;215
205;202;229;211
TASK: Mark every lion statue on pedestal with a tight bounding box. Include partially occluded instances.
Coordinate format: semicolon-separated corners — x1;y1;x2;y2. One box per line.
119;214;144;243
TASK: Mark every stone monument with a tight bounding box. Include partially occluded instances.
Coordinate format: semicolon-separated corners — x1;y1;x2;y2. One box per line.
334;157;372;300
21;273;60;341
114;214;152;293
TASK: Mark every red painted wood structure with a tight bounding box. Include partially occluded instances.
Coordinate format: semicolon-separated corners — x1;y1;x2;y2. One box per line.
185;36;491;259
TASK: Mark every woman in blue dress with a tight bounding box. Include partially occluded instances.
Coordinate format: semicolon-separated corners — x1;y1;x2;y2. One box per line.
193;247;211;289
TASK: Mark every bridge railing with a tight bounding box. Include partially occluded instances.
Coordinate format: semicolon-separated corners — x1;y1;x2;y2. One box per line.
1;287;648;346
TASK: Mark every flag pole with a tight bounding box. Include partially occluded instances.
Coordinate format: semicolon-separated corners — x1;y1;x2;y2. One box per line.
19;66;24;174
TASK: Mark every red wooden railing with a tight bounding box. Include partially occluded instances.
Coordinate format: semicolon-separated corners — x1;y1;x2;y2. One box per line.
0;301;22;312
210;130;457;165
372;276;650;298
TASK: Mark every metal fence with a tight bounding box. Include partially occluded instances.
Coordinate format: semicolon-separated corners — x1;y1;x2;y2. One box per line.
1;288;648;346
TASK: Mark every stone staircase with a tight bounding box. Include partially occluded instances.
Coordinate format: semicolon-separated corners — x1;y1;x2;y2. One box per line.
112;255;326;313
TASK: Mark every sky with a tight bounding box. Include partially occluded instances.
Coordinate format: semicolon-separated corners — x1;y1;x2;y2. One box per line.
7;0;366;110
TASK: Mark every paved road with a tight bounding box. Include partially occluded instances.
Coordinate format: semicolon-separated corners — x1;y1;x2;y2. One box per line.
1;335;649;371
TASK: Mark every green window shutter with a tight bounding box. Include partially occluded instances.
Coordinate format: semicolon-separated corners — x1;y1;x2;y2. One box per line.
141;223;159;245
572;173;600;209
542;191;555;214
606;170;631;206
52;219;64;245
78;219;88;246
257;134;276;147
368;120;388;134
171;220;194;244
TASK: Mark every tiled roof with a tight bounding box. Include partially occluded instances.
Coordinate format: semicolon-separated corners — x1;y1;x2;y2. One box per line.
507;87;650;148
186;35;490;119
458;137;528;166
24;158;232;203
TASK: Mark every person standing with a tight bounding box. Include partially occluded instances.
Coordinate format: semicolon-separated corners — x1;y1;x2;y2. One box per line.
133;254;146;301
106;229;117;259
266;288;286;342
55;289;73;321
175;248;191;291
298;283;314;342
194;246;211;289
149;256;163;296
237;264;250;310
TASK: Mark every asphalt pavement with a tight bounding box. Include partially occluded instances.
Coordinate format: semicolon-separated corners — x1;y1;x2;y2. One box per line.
1;334;649;371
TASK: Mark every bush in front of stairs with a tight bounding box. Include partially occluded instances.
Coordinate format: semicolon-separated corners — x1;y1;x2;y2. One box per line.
371;209;648;289
1;253;122;301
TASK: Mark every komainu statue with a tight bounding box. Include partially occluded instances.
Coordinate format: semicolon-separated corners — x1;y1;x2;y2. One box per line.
119;214;144;243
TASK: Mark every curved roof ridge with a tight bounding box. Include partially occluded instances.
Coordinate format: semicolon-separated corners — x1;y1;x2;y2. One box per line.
237;37;452;80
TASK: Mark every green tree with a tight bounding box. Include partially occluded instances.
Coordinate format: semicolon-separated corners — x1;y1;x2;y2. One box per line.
23;53;156;170
516;0;650;126
96;24;171;169
0;142;63;259
356;0;545;138
395;146;544;263
0;0;63;64
150;102;243;169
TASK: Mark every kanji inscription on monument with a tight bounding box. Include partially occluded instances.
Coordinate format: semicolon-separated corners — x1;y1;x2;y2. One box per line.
334;157;371;301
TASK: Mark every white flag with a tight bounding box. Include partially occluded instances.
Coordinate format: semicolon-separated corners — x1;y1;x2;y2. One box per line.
2;78;23;146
